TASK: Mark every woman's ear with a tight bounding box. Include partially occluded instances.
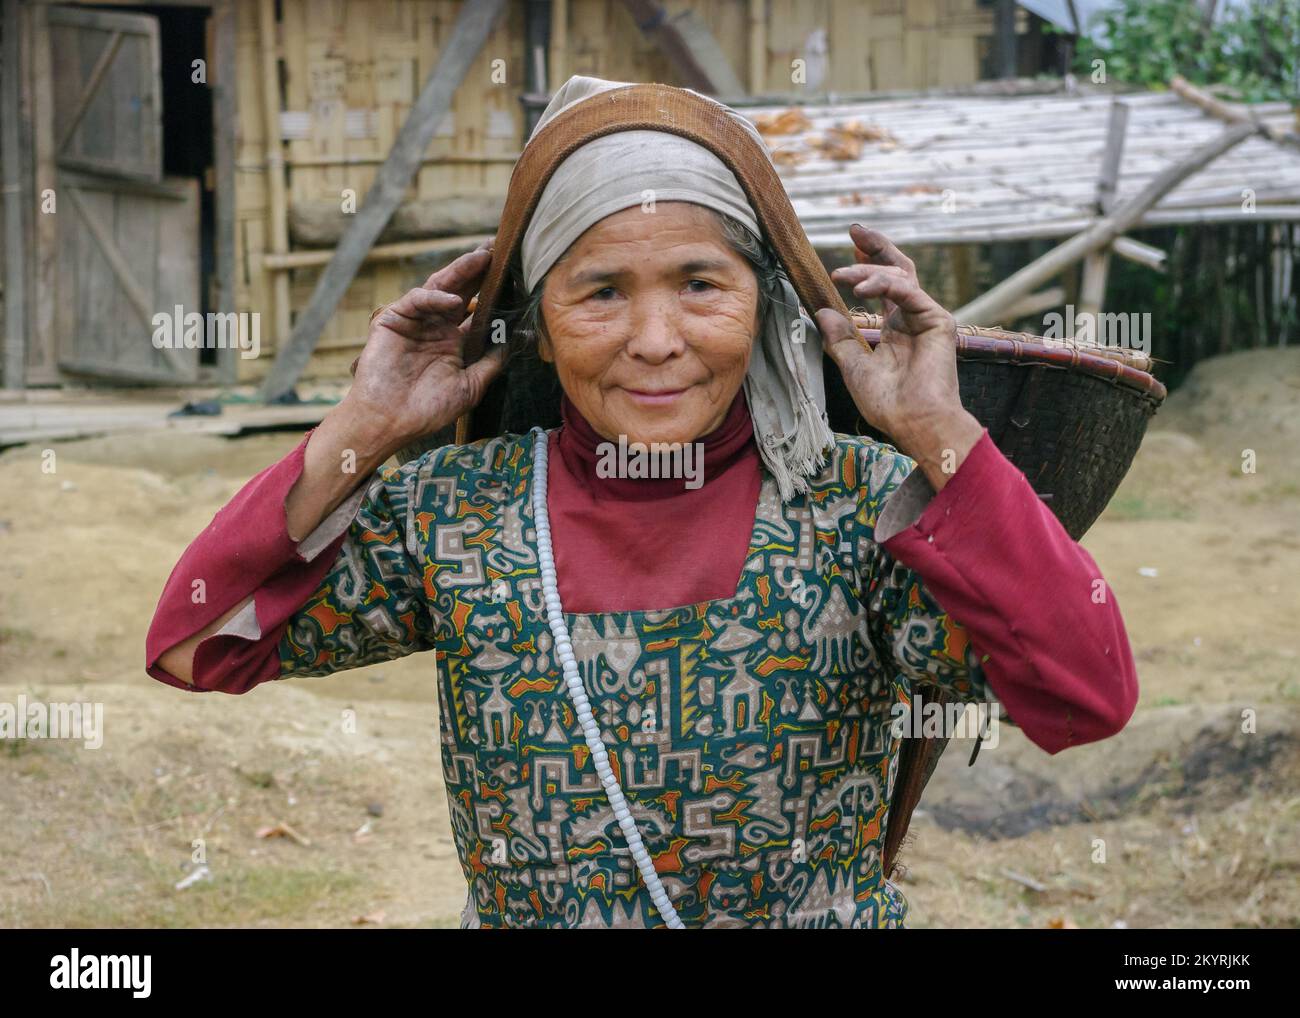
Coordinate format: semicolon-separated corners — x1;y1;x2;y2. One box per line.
536;318;554;363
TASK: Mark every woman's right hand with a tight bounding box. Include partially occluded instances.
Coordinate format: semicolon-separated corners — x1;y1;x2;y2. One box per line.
342;239;507;455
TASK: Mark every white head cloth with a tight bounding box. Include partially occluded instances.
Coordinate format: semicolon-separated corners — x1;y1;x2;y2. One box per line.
519;75;835;502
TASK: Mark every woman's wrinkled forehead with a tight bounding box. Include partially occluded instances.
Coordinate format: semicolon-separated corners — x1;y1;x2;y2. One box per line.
520;130;763;293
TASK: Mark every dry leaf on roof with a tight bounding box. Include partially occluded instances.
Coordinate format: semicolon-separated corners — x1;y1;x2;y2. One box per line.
753;108;812;135
811;131;864;161
810;121;899;162
836;119;897;144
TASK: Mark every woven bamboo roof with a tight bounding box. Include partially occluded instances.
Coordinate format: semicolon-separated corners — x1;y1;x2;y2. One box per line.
739;88;1300;248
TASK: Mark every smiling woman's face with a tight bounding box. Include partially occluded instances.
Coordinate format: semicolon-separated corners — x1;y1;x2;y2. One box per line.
537;202;760;446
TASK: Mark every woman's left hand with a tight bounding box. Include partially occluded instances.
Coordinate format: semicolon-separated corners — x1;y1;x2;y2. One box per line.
814;225;983;490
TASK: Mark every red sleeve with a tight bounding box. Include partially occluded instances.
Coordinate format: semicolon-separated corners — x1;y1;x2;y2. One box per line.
880;430;1139;754
144;430;352;694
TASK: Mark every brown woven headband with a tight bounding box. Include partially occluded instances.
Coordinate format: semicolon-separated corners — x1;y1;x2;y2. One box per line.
460;82;847;376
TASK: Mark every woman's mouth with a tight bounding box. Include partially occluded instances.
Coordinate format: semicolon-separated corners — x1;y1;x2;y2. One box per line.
620;386;691;406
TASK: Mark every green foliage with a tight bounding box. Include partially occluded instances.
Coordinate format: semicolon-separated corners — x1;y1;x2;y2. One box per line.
1074;0;1300;102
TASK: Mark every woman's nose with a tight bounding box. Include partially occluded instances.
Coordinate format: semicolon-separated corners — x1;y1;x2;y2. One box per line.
625;299;686;362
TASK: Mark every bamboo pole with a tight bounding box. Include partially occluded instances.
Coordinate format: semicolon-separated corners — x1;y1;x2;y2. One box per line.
263;233;495;270
257;0;291;363
1111;236;1167;272
956;120;1257;326
1171;75;1300;151
1002;286;1066;320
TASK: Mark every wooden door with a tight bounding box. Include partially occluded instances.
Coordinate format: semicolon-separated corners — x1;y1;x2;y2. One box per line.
44;5;200;384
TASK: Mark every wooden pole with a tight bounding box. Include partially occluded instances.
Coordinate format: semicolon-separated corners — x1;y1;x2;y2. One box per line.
955;120;1257;326
1077;100;1129;323
2;0;27;389
620;0;746;97
258;0;508;402
257;0;292;375
213;0;238;385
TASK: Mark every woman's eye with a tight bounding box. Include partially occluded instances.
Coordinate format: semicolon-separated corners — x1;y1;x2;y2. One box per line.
590;286;618;301
686;279;714;293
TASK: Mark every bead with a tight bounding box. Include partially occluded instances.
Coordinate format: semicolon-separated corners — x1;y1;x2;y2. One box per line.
530;427;679;926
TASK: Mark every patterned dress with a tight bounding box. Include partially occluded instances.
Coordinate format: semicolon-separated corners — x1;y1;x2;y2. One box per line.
277;428;995;928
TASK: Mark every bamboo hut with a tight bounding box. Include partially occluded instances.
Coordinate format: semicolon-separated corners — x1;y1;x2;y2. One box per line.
1;0;1053;393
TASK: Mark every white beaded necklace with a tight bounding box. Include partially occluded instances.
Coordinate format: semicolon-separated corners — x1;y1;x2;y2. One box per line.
530;427;686;929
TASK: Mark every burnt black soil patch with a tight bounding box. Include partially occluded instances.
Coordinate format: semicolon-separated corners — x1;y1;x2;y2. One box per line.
926;725;1297;839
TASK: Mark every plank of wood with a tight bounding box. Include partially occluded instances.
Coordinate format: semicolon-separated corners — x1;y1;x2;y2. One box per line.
55;31;124;153
258;0;507;402
0;397;337;447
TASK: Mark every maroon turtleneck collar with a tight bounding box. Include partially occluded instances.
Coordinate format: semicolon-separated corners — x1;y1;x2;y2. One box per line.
555;389;756;496
545;390;763;614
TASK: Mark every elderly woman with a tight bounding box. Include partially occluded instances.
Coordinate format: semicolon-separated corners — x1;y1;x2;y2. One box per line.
147;76;1137;929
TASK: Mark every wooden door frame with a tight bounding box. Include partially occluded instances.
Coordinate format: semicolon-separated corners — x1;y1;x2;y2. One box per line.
17;0;237;387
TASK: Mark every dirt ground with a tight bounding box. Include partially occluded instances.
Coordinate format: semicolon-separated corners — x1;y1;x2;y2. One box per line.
2;347;1297;928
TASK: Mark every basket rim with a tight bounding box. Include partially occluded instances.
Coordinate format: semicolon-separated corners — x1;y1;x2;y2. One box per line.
851;315;1167;403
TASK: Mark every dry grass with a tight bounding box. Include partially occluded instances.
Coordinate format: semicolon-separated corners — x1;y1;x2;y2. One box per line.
2;348;1298;928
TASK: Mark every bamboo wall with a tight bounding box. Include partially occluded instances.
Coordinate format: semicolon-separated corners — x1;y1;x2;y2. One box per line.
234;0;1002;383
